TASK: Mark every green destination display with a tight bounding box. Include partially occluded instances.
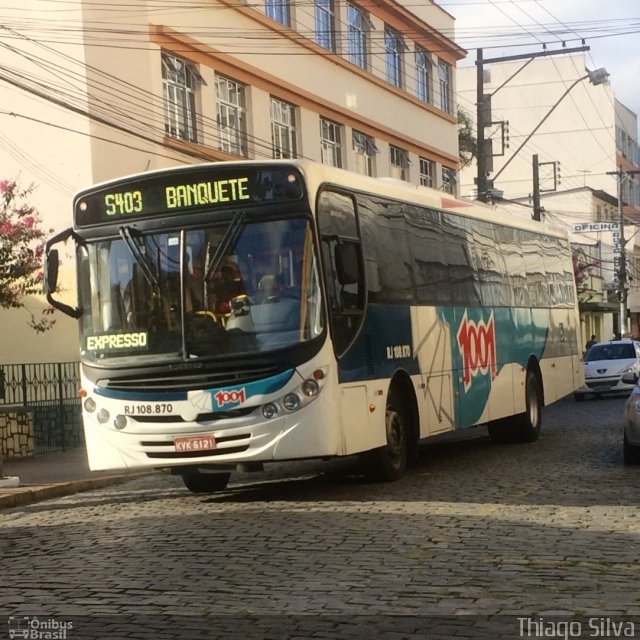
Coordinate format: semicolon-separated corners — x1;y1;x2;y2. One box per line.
74;165;304;227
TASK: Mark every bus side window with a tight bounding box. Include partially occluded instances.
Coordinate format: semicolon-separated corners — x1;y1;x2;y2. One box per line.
318;189;365;356
335;241;362;309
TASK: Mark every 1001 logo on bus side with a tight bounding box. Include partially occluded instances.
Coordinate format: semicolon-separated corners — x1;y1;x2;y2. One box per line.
456;311;497;391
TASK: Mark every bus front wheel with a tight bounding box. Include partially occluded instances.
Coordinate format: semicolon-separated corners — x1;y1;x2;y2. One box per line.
180;469;231;493
363;389;408;482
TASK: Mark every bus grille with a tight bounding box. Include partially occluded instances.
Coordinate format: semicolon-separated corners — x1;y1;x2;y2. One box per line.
98;364;283;393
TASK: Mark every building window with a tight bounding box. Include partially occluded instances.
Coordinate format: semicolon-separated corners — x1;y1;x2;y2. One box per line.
415;47;432;104
352;131;377;177
161;53;200;142
438;60;452;114
320;118;343;168
442;166;456;194
347;3;370;70
271;97;297;159
265;0;290;27
419;158;435;187
216;76;247;157
315;0;335;51
384;27;404;89
389;146;409;181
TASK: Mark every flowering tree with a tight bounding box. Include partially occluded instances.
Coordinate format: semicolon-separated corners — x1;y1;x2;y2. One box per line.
0;178;55;332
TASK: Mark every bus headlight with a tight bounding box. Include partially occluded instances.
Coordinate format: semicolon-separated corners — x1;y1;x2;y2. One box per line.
283;393;300;411
113;415;128;430
301;379;320;397
84;397;97;413
97;408;110;424
262;403;279;419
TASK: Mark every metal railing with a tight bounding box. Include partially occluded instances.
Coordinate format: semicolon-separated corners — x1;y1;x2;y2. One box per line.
0;362;83;453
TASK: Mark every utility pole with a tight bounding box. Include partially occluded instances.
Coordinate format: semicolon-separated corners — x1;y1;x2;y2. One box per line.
475;45;590;202
532;154;541;221
608;168;640;335
532;155;561;221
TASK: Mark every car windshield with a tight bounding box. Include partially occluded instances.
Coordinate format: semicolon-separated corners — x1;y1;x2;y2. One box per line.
585;343;636;361
77;217;324;364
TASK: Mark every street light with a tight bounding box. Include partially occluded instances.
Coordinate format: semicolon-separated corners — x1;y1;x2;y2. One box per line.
489;67;609;188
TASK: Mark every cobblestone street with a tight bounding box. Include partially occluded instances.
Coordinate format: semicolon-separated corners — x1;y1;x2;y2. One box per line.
2;394;640;638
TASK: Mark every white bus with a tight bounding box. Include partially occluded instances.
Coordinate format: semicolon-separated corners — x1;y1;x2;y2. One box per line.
44;160;583;492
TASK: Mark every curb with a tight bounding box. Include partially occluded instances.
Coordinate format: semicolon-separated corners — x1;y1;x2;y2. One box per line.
0;472;156;510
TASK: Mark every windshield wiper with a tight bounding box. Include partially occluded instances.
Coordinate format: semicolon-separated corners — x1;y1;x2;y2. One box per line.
204;212;246;283
119;226;161;293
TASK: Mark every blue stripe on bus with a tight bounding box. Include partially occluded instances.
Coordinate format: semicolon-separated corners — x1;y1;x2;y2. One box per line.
204;368;295;410
338;305;417;383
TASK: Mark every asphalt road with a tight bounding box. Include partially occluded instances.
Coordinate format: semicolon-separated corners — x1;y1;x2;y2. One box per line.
2;393;640;639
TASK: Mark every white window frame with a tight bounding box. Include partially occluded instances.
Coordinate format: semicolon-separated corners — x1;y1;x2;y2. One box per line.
271;97;297;159
353;131;378;177
216;75;247;157
315;0;335;52
419;157;435;187
415;47;432;104
438;60;453;115
320;118;343;168
389;145;410;181
441;166;456;194
265;0;290;27
384;26;405;89
347;3;371;70
162;53;201;142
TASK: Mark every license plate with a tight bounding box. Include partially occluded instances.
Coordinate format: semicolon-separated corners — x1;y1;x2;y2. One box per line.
174;434;216;452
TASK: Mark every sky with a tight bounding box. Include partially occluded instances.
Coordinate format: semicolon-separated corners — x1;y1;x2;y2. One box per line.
442;0;640;123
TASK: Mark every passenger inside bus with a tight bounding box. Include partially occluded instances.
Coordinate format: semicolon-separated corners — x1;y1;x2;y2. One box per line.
211;264;244;314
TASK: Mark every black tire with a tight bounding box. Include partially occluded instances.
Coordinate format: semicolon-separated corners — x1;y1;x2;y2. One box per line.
363;389;409;482
181;470;231;493
623;433;640;465
488;370;542;444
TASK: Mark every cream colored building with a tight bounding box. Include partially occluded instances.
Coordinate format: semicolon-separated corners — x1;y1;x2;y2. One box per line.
0;0;465;364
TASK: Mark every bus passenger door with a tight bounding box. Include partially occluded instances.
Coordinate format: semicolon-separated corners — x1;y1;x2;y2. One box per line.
412;307;454;436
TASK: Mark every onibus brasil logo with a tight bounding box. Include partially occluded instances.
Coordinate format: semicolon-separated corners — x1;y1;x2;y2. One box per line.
8;616;73;639
456;310;498;391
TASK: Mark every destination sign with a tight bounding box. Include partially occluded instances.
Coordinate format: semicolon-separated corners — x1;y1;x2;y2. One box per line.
74;165;305;227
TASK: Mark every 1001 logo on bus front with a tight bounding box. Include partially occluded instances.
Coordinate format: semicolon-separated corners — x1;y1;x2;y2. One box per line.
214;388;246;408
456;311;498;391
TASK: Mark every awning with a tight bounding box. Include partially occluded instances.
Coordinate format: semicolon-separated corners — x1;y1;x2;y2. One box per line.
579;301;619;313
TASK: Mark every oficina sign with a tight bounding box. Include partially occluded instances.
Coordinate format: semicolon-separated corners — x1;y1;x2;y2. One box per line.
571;222;619;233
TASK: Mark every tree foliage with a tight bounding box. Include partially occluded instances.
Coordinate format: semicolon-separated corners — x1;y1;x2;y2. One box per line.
0;179;55;332
458;106;477;169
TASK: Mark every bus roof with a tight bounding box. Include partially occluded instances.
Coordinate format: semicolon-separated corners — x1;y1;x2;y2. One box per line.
76;159;567;239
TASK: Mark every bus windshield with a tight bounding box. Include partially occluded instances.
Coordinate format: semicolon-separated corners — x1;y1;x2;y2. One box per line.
78;216;324;364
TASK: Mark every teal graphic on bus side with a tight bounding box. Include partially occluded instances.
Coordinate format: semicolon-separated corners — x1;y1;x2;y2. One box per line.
437;307;548;427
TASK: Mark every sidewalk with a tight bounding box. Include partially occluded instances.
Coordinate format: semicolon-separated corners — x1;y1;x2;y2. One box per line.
0;448;153;509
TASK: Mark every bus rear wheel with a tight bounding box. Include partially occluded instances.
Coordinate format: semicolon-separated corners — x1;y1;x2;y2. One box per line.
488;370;542;444
363;389;408;482
180;469;231;493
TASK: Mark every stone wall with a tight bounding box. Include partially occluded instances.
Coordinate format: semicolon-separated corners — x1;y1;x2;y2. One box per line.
0;408;34;459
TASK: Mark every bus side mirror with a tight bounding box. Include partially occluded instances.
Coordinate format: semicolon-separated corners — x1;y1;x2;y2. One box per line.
43;227;83;319
44;249;59;295
335;242;360;285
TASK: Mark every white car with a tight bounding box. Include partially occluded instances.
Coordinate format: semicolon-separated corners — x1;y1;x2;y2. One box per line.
574;340;640;401
622;371;640;464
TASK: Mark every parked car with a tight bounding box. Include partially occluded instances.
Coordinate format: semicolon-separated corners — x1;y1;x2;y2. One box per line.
621;370;640;464
574;340;640;401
